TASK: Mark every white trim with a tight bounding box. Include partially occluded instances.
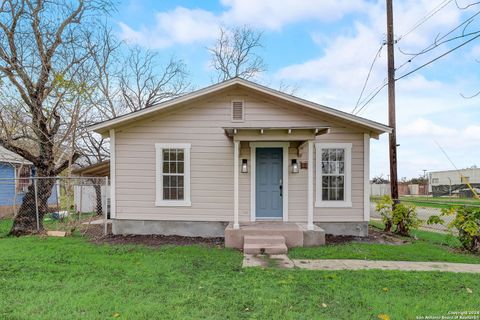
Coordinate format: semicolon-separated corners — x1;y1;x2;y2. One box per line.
233;141;240;229
364;133;371;221
231;100;245;122
109;129;116;219
307;141;314;230
155;143;191;207
249;142;289;222
315;142;353;208
90;78;391;135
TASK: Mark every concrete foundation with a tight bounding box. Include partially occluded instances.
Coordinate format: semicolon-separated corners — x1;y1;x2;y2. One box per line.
225;222;325;249
317;222;368;237
112;219;228;237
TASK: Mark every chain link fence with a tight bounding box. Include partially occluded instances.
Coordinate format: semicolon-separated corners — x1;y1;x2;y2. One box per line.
0;176;109;235
371;197;480;233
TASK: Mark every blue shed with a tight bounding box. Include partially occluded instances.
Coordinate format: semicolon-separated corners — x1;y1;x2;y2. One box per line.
0;146;58;218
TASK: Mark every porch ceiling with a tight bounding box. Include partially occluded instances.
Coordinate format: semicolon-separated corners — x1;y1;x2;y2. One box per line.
224;126;330;141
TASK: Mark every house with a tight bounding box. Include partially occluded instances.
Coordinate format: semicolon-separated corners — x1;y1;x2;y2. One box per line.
71;161;110;214
0;146;59;218
429;168;480;197
0;146;34;218
90;78;391;250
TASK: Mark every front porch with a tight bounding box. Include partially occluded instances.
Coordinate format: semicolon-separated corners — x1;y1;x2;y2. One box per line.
225;222;325;253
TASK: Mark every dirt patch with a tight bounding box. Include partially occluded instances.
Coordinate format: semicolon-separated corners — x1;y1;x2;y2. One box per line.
81;224;224;248
326;226;410;245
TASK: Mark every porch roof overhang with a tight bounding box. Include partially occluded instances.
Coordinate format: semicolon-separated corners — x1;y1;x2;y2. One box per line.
71;160;110;177
224;126;330;141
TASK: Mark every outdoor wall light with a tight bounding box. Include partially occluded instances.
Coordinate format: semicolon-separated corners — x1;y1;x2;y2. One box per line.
241;159;248;173
291;159;299;173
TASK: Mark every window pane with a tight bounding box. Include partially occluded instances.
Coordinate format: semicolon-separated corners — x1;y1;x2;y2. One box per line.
322;176;328;188
322;149;329;161
163;150;169;161
178;176;184;187
338;176;344;188
177;150;184;161
163;161;170;174
329;188;337;200
178;161;184;174
169;150;177;162
329;149;336;161
178;188;184;200
170;188;178;200
337;188;344;201
171;176;178;187
163;187;170;200
329;162;336;174
322;161;329;174
322;188;329;201
163;176;170;188
339;161;344;174
337;149;344;161
169;162;177;173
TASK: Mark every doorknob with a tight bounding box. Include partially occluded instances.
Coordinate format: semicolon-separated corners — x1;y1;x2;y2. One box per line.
279;179;283;197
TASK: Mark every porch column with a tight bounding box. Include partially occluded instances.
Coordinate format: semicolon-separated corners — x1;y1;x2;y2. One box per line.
233;140;240;229
307;140;314;230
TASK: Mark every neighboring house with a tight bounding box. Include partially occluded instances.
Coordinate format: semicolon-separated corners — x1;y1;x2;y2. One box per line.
429;168;480;197
0;146;34;218
71;161;110;214
90;78;391;250
0;146;59;218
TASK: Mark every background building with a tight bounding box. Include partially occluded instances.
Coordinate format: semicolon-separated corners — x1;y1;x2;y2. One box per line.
429;168;480;197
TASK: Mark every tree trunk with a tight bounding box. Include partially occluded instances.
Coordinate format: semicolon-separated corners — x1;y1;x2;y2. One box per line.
9;176;55;236
94;184;103;216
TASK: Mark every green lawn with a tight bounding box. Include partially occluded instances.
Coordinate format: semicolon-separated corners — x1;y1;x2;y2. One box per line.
1;219;480;319
371;195;480;209
290;223;480;264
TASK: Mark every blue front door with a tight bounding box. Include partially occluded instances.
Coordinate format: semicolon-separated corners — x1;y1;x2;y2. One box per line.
256;148;283;219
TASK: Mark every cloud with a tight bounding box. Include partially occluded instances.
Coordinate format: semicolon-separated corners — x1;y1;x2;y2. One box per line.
119;7;219;49
220;0;366;30
401;119;456;137
118;0;368;48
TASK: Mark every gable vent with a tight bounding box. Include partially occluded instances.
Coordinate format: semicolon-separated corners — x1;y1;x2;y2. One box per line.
231;101;244;122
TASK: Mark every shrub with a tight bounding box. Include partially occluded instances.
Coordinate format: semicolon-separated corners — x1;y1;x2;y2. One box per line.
375;195;394;232
392;202;421;236
375;196;422;236
427;206;480;253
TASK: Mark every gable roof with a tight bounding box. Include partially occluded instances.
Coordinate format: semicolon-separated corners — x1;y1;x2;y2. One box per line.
89;77;391;137
0;146;32;165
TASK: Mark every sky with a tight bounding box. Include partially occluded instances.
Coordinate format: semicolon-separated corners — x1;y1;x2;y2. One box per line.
112;0;480;179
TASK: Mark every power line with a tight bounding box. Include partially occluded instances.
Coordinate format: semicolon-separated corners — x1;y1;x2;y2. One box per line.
395;32;480;81
351;43;385;114
355;12;480;115
354;80;388;116
396;9;480;72
397;0;454;42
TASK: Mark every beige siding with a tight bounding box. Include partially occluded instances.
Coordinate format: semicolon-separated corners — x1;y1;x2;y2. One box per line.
114;87;366;223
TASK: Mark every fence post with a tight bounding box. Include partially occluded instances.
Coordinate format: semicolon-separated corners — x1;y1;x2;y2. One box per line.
34;178;40;231
104;176;108;236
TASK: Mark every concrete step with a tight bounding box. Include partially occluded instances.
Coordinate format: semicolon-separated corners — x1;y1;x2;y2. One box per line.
243;243;288;254
243;235;286;246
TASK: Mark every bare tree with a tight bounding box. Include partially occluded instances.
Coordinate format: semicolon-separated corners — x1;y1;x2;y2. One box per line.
119;47;189;111
209;25;266;82
74;26;190;214
0;0;113;235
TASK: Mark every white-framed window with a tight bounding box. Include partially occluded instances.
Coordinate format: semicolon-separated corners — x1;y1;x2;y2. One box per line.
231;100;245;122
155;143;191;207
315;143;352;207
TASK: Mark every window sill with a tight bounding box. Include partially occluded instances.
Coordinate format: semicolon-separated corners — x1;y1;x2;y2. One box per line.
155;200;191;207
315;201;352;208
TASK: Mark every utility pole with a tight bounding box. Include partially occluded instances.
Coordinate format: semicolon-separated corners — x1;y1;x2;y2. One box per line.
386;0;399;203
